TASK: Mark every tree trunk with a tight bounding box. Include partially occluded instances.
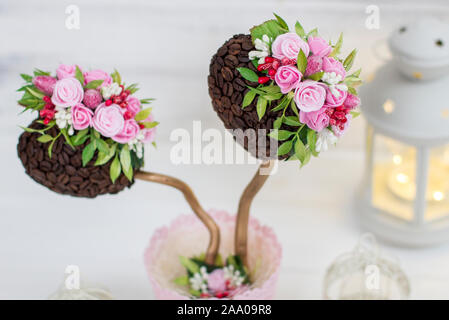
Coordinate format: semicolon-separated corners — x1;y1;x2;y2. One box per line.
135;170;220;265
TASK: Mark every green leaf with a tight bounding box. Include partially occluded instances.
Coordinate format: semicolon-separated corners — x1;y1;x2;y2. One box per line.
82;141;96;167
256;97;267;120
48;138;57;158
25;87;45;99
294;138;307;163
297;49;308;74
125;83;139;94
307;71;324;81
215;254;223;267
283;116;302;127
179;256;200;274
85;79;104;89
189;289;201;297
120;145;132;181
271;95;290;112
250;19;288;43
111;69;121;85
300;149;311;167
329;33;343;57
260;85;281;94
277;140;293;156
268;129;295;141
290;99;299;117
236;67;259;83
344;75;362;86
142;121;159;129
110;154;121;183
95;144;117;166
135;108;152;122
242;90;256;109
347;86;357;95
350;68;362;78
263;93;283;101
33;69;51;76
343;49;357;71
20;126;44;134
350;111;361;118
173;275;189;286
273;13;288;30
20;74;33;82
307;28;318;38
72;128;89;146
273;117;283;130
96;138;110;155
75;66;84;85
140;98;155;104
307;130;318;156
37;134;53;143
61;128;75;149
295;21;306;39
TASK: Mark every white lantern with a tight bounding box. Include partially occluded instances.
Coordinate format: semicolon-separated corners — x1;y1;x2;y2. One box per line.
358;18;449;246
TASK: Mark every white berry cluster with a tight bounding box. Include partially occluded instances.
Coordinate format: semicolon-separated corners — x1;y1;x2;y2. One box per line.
321;71;348;98
127;131;145;159
189;266;209;293
223;265;245;287
101;83;122;100
55;106;74;135
249;34;271;64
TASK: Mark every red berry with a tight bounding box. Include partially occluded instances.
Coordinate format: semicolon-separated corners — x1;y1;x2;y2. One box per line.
43;96;51;103
264;57;274;63
139;123;145;129
257;63;271;71
120;102;128;109
200;293;210;298
124;111;133;120
272;60;280;70
124;90;130;96
215;292;225;299
105;99;112;106
258;76;270;84
113;97;122;104
43;118;51;125
268;69;276;77
40;109;47;118
281;58;290;65
120;92;128;99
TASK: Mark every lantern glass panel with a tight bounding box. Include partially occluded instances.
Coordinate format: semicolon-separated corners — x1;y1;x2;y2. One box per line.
424;145;449;221
372;134;416;221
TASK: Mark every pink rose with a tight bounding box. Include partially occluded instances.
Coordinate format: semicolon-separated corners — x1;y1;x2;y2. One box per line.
83;89;103;109
126;96;141;117
51;77;84;107
141;114;157;143
333;113;352;137
112;119;139;143
308;36;332;57
299;107;329;132
71;103;93;130
322;57;346;79
92;103;124;137
56;64;78;80
294;80;326;112
207;269;227;293
343;93;360;110
83;69;112;87
304;55;323;77
274;66;302;94
325;87;348;107
32;76;57;96
272;32;310;60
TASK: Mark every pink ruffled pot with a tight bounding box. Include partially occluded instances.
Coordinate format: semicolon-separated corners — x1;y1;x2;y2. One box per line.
144;210;282;300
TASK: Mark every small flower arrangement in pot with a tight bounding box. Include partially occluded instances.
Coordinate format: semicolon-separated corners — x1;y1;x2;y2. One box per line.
17;65;157;197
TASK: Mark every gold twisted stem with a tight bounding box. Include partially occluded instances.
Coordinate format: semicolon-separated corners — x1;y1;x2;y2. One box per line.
235;160;275;267
135;170;220;265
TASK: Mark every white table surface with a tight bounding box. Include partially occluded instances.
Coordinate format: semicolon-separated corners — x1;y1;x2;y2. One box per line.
1;0;449;300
